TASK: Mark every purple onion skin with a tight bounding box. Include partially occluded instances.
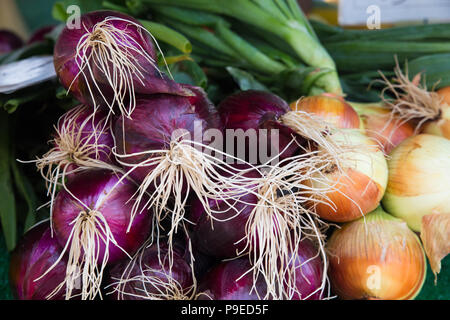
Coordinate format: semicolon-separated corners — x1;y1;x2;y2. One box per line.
52;169;152;264
189;169;261;259
9;222;73;300
218;90;302;163
27;25;55;44
0;30;23;55
199;239;324;300
54;11;190;107
108;241;193;300
114;86;221;185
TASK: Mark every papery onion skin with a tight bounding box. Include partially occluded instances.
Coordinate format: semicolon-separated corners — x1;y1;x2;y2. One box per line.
188;169;261;259
382;134;450;231
9;221;74;300
351;103;415;154
114;86;220;184
52;169;152;263
218;90;302;163
198;239;324;300
107;241;193;300
327;207;426;300
290;95;361;129
309;130;388;222
422;103;450;139
0;30;23;54
54;11;189;107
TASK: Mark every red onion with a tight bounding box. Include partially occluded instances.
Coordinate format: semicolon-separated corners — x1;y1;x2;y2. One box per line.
51;169;152;299
0;30;23;54
107;240;194;300
27;25;55;44
54;10;191;115
9;221;77;300
198;239;324;300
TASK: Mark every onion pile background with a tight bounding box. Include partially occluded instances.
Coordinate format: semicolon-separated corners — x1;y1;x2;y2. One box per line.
1;3;449;301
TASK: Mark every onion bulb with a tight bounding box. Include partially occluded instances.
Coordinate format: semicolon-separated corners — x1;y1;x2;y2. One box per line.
327;206;426;300
54;11;190;116
382;134;450;231
307;130;388;222
290;94;361;129
107;240;194;300
380;66;450;139
0;30;23;54
350;102;415;154
9;221;77;300
49;169;152;300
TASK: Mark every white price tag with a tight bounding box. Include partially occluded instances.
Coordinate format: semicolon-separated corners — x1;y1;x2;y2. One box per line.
339;0;450;26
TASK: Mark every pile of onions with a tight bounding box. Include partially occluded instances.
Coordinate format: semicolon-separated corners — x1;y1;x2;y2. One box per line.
198;239;324;300
290;94;361;130
32;105;118;209
9;221;76;300
107;241;194;300
54;11;191;116
350;102;415;154
307;130;388;222
326;206;426;300
48;169;152;299
381;134;450;276
380;66;450;139
0;30;23;54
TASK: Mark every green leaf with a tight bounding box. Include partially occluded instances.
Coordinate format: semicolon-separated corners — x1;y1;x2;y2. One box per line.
10;158;37;233
0;112;16;251
52;0;104;22
226;67;269;91
171;60;208;88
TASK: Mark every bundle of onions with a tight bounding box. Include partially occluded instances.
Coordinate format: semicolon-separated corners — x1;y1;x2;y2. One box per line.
189;158;331;300
43;169;152;300
382;134;450;276
198;239;324;300
350;102;415;154
306;130;388;222
290;94;361;130
9;221;78;300
113;86;256;262
54;11;191;116
31;105;119;213
380;65;450;139
0;30;23;54
218;90;344;164
326;206;426;300
107;240;195;300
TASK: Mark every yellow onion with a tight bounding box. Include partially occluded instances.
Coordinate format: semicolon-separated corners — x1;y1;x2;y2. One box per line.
290;94;361;129
422;86;450;139
351;102;415;155
382;134;450;231
308;130;388;222
327;206;426;300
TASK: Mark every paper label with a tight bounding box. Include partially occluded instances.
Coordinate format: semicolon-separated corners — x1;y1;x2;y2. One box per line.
339;0;450;26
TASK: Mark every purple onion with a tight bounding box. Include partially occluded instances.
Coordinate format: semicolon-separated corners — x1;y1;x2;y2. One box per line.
107;241;194;300
27;25;55;44
218;90;305;163
54;11;190;109
9;221;76;300
199;239;324;300
0;30;23;54
52;169;152;264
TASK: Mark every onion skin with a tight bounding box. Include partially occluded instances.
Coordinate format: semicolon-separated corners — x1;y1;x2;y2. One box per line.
290;95;360;129
114;86;220;185
52;169;152;263
382;134;450;231
27;25;55;44
422;87;450;139
107;242;193;300
199;239;324;300
9;222;74;300
218;90;302;162
327;207;426;300
309;130;388;222
54;11;189;107
0;30;23;54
